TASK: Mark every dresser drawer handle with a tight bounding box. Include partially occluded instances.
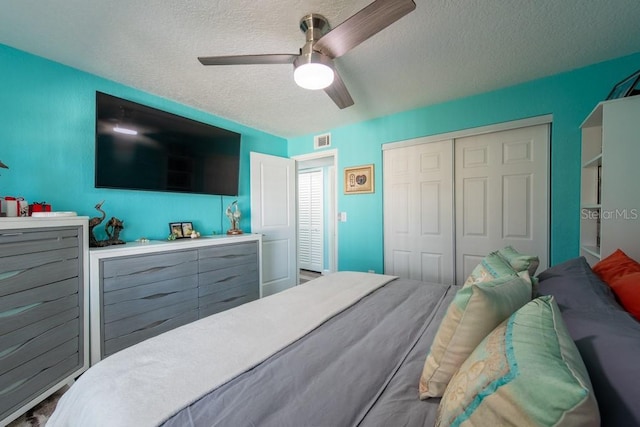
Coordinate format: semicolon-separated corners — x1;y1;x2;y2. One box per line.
134;266;169;275
218;274;241;283
132;318;168;333
221;294;244;303
0;270;22;281
142;292;174;300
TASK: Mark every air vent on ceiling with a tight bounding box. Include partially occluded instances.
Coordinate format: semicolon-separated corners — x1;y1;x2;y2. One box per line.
314;133;331;149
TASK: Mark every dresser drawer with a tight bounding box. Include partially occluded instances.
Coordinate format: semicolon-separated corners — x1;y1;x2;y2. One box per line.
199;263;258;291
0;337;79;421
199;263;259;318
0;256;79;299
0;227;80;298
0;307;79;374
103;277;198;323
102;250;198;292
0;227;79;258
0;306;80;420
198;242;257;272
0;279;79;336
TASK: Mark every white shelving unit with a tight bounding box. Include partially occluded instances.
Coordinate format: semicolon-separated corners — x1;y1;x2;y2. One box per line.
580;96;640;265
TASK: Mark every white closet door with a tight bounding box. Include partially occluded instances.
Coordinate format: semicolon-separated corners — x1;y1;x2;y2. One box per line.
298;169;324;272
455;124;549;283
383;139;455;283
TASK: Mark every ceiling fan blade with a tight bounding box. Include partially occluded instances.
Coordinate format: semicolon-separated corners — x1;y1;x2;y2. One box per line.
198;54;298;66
324;70;354;109
314;0;416;59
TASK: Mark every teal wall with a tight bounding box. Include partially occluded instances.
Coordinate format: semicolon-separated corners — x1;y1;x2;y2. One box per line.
3;41;640;271
289;52;640;272
0;44;287;241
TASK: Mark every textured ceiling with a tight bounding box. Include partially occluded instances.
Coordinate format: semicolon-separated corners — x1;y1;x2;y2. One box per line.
2;0;640;138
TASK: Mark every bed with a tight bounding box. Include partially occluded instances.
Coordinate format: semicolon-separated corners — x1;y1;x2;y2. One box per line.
48;272;458;426
48;254;640;427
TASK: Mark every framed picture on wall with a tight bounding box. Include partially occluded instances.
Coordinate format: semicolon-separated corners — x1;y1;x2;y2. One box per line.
344;164;374;194
606;69;640;100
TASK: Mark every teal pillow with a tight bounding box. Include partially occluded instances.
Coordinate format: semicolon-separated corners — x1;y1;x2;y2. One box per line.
437;295;600;427
498;245;540;277
463;251;518;287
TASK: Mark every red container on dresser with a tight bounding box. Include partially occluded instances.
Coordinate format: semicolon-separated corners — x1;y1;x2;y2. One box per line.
28;202;52;216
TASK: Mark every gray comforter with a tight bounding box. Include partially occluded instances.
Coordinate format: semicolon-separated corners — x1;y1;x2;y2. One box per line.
162;278;456;427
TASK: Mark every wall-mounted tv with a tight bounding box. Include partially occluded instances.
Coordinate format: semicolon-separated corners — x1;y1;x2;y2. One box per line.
95;91;241;196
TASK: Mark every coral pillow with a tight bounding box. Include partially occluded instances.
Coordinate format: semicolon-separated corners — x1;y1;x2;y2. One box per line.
592;249;640;285
610;272;640;321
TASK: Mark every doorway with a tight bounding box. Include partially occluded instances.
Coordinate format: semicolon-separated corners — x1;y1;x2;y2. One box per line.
294;149;338;282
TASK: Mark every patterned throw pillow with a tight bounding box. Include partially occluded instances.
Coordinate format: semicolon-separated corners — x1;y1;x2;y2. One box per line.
437;296;600;427
418;274;532;399
498;245;540;277
463;251;519;287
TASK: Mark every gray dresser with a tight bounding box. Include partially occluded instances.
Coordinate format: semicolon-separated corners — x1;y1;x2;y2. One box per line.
90;235;261;364
0;217;89;426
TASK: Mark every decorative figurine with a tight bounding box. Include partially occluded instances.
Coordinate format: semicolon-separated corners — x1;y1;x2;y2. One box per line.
225;200;243;235
89;201;107;247
104;217;125;245
88;201;126;247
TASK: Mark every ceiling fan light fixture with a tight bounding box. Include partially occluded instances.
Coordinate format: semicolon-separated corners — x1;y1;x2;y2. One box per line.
293;52;334;90
294;63;334;90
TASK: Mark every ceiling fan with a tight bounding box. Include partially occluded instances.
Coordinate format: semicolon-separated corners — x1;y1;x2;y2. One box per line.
198;0;416;109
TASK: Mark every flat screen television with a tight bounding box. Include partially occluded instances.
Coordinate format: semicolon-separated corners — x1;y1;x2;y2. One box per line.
95;91;241;196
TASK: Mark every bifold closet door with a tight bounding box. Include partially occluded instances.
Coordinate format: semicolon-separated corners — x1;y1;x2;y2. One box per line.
298;169;324;272
383;139;455;284
454;124;549;283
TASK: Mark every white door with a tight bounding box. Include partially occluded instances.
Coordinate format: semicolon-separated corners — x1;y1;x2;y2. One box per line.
298;169;324;272
250;152;297;296
383;139;455;284
455;124;549;283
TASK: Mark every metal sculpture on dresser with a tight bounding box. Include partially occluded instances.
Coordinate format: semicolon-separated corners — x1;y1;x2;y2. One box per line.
226;200;243;235
89;201;125;247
